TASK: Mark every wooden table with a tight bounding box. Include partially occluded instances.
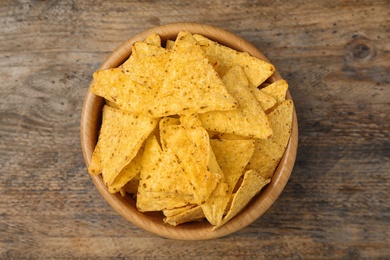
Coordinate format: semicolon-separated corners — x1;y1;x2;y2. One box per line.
1;0;389;258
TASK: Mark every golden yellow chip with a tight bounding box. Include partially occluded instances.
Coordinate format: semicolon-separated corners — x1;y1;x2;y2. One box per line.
153;31;238;117
107;147;144;193
163;205;205;226
137;135;196;212
91;42;170;116
161;124;221;204
91;68;156;116
251;86;277;111
213;169;270;230
246;100;293;179
201;146;230;225
122;42;169;91
199;65;273;139
165;39;175;50
88;105;158;185
89;143;102;175
267;100;294;147
210;139;255;193
261;79;288;105
163;204;197;218
144;33;161;46
194;34;275;87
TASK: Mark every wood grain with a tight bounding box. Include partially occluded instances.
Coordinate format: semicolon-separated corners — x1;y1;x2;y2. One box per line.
1;0;389;258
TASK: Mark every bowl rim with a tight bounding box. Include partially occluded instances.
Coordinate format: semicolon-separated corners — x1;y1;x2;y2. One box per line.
80;22;298;240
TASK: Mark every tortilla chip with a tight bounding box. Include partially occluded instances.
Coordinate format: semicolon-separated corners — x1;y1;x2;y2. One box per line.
266;100;294;147
163;204;197;217
199;65;273;139
161;124;221;204
213;169;270;230
194;34;275;87
122;42;169;91
163;205;205;226
89;143;102;175
107;147;144;193
210;139;255;192
137;135;196;212
201;146;230;225
251;86;277;111
246;100;293;179
144;33;161;46
91;68;156;116
88;106;158;186
153;31;238;117
261;79;288;105
92;41;171;116
165;39;175;50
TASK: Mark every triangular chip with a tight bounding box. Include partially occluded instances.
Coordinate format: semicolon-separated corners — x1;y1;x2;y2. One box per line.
89;143;102;175
210;139;255;192
163;204;197;218
266;100;294;147
163;205;205;226
144;33;161;46
122;42;169;93
246;100;294;179
107;147;144;193
213;170;270;230
251;86;277;111
137;135;196;212
194;34;275;87
91;42;170;116
199;65;273;139
88;106;158;185
261;79;288;105
201;146;230;225
153;31;238;117
91;68;156;116
162;124;221;204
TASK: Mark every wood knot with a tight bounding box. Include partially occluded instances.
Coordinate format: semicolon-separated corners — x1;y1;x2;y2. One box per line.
345;35;376;61
352;43;371;59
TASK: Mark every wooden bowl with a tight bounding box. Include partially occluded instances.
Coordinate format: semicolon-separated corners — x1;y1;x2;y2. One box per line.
80;22;298;240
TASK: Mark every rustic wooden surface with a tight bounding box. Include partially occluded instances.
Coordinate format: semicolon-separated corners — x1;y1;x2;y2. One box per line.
1;0;389;258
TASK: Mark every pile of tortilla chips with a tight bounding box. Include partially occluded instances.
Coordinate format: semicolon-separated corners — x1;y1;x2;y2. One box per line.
88;31;293;230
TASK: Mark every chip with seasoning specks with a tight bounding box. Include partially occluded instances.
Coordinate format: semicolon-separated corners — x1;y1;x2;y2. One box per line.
88;105;158;186
194;34;275;87
199;65;273;139
213;169;270;231
246;100;294;179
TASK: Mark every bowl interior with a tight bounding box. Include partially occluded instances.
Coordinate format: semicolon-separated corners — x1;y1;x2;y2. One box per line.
80;23;298;240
